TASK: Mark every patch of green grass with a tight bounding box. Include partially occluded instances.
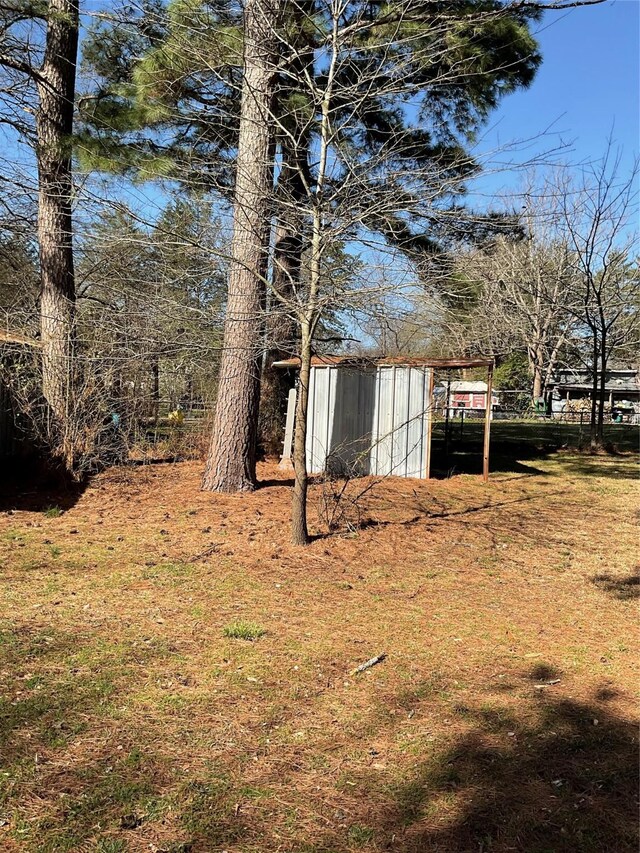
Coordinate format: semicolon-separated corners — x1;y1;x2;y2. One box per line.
142;561;193;584
223;621;266;641
348;824;375;845
96;839;127;853
179;777;243;844
43;506;62;519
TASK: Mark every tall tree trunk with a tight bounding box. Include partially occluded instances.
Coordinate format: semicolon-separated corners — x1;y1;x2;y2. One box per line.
527;343;544;403
151;357;160;423
589;333;599;449
596;329;607;444
290;7;336;544
259;3;312;456
37;0;79;424
203;0;279;492
259;139;306;455
259;213;301;456
532;360;543;401
291;319;312;545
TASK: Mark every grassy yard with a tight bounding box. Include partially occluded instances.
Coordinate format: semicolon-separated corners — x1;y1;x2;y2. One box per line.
0;435;638;852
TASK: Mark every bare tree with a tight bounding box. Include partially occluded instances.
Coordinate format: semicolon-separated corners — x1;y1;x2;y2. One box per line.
558;148;639;446
450;225;579;402
271;0;595;543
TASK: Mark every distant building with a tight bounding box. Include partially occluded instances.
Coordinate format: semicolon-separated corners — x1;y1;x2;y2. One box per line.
548;366;640;420
443;380;498;416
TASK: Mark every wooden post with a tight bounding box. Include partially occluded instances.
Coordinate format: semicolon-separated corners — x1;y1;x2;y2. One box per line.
483;363;493;482
425;367;435;479
278;386;297;470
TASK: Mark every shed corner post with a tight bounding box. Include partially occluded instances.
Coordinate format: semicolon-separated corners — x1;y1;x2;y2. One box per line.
483;362;494;483
278;386;297;471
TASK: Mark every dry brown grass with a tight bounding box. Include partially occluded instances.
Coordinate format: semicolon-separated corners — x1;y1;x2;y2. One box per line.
0;449;638;852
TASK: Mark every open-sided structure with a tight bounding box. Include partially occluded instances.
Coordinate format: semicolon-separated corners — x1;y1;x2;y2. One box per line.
274;356;494;481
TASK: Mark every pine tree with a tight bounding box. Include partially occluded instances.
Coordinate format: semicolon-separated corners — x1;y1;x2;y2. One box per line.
202;0;281;491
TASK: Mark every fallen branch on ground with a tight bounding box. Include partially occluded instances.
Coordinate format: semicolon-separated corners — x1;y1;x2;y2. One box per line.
351;654;387;675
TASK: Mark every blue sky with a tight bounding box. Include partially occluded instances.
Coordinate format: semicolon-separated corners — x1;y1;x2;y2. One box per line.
469;0;639;200
2;0;636;229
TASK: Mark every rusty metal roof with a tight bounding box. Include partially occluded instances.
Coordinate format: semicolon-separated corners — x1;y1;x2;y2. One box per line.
272;354;494;370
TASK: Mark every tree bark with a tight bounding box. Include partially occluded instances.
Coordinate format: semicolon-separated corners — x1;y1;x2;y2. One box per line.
291;320;312;545
37;0;79;423
203;0;279;492
290;6;336;544
259;5;312;456
589;333;599;449
596;328;607;444
259;221;300;456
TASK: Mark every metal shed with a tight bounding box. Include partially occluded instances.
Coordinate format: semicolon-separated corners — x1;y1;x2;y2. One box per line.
274;356;495;480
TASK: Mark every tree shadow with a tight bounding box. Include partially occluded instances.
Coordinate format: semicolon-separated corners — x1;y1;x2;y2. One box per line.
310;687;638;853
0;460;88;513
556;455;639;481
387;696;637;852
527;662;563;682
592;571;640;600
258;477;296;488
431;422;639;480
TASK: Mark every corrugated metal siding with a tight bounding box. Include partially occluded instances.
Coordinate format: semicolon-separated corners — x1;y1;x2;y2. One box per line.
306;365;432;478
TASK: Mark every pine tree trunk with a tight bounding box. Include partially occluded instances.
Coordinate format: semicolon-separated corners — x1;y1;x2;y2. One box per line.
202;0;279;492
259;6;312;456
37;0;79;424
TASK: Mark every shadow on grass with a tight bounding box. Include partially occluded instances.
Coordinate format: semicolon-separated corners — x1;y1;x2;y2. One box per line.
430;443;549;479
258;477;296;488
384;696;637;852
431;420;638;481
592;571;640;601
0;461;88;513
555;455;639;480
307;689;638;853
1;658;637;852
354;491;562;535
151;684;638;853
